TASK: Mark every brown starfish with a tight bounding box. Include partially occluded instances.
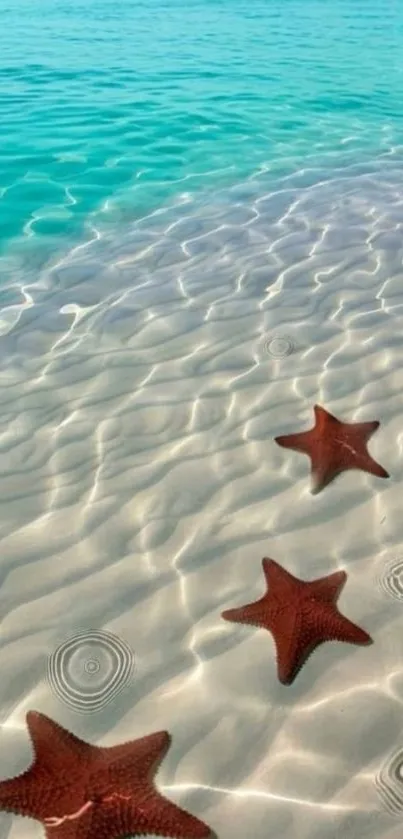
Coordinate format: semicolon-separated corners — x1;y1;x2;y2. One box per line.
0;711;213;838
222;558;372;684
275;404;389;493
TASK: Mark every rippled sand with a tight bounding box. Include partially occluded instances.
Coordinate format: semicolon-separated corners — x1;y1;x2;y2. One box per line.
1;160;403;838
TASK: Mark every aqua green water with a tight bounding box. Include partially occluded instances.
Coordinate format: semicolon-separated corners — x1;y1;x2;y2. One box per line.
1;0;403;272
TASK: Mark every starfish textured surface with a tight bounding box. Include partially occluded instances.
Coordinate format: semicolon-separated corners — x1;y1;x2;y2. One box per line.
0;711;212;839
275;403;389;494
222;558;373;684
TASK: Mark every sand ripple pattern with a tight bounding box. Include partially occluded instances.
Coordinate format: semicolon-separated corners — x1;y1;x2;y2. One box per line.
47;630;135;713
0;142;401;839
375;749;403;814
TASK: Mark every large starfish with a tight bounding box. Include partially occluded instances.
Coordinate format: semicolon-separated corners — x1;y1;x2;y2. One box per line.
0;711;213;839
222;558;372;684
275;403;389;494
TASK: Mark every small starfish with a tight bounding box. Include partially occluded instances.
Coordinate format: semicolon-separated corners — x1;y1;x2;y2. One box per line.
0;711;213;839
275;404;389;493
222;558;372;684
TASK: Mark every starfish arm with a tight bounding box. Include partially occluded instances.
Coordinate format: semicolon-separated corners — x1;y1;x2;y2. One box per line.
26;712;90;772
275;605;371;683
221;597;267;628
310;441;388;492
262;557;293;589
314;404;333;423
351;419;380;438
361;455;389;479
272;612;304;685
308;570;347;602
274;429;315;457
347;439;389;478
107;731;171;786
321;607;372;646
308;448;339;494
275;644;303;685
275;425;340;494
0;769;55;821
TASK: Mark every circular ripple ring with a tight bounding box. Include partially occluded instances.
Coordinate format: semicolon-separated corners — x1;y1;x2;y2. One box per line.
375;748;403;814
379;559;403;602
264;335;294;358
47;629;135;714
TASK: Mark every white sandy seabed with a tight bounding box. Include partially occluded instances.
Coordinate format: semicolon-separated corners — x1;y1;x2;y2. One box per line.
0;159;403;839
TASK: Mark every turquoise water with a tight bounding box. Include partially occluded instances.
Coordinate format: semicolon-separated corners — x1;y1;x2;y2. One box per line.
1;0;403;275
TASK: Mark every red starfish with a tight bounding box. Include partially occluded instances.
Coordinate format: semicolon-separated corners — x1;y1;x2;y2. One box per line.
0;711;213;839
275;404;389;494
221;558;372;684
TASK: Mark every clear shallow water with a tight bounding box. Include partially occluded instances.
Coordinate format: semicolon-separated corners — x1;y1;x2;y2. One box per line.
1;2;403;839
1;0;403;266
